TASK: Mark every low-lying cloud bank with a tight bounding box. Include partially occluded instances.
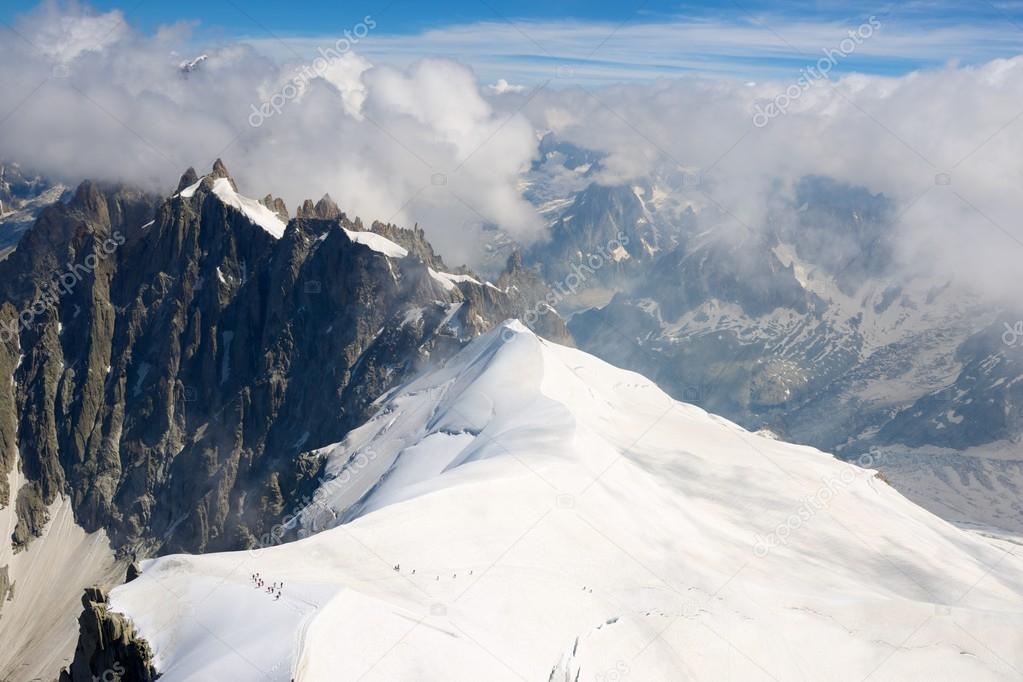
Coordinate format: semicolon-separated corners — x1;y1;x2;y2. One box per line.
2;2;1022;299
1;3;540;264
513;56;1023;303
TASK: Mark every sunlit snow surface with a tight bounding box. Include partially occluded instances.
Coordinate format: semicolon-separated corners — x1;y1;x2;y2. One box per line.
177;176;287;238
428;267;481;291
111;322;1023;681
342;228;407;258
211;178;287;239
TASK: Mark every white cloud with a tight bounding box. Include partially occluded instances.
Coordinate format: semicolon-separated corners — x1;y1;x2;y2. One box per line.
28;0;130;62
511;59;1023;303
2;2;1023;301
0;5;542;266
486;79;527;95
317;52;371;119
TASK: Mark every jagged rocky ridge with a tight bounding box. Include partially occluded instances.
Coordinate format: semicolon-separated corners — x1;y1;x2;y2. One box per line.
0;160;568;563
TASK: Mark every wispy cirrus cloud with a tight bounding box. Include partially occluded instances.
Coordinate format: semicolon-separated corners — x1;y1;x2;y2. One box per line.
246;11;1023;86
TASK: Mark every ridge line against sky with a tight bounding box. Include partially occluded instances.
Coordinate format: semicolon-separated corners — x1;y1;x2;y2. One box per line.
4;1;1023;85
4;0;1023;295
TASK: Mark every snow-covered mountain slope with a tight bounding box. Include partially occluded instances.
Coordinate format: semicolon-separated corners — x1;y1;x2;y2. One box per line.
177;171;287;238
110;322;1023;681
0;459;121;681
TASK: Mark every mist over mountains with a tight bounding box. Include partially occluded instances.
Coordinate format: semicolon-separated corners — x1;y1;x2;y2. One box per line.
3;3;1023;297
2;2;1023;681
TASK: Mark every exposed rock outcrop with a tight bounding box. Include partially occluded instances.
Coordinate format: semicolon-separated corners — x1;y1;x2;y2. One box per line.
0;161;568;559
260;194;289;222
0;564;12;609
59;587;157;682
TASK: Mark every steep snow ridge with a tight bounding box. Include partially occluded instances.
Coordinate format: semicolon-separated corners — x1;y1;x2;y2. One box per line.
110;323;1023;681
342;228;407;258
428;267;481;292
176;176;204;199
301;319;583;525
211;178;288;239
174;170;286;238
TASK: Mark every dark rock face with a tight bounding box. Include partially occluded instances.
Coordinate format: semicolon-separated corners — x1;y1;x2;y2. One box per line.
533;131;604;172
875;320;1023;449
640;232;819;320
59;587;158;682
0;161;568;558
0;564;12;609
0;178;161;551
11;482;49;551
175;167;199;193
528;184;658;286
780;176;894;292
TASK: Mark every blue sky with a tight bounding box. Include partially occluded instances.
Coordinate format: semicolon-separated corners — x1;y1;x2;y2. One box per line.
4;1;1023;84
17;1;1021;37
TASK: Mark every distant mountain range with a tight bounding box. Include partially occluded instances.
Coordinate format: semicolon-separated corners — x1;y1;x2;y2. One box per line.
1;142;1021;679
518;137;1023;536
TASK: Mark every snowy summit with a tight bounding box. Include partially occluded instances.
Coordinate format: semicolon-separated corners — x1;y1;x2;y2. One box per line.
111;322;1023;681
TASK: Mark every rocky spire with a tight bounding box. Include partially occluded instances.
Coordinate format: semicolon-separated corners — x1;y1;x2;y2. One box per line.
505;250;524;273
70;180;108;218
297;195;344;220
314;193;342;220
176;167;199;192
297;199;317;219
210;158;237;192
260;194;289;222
